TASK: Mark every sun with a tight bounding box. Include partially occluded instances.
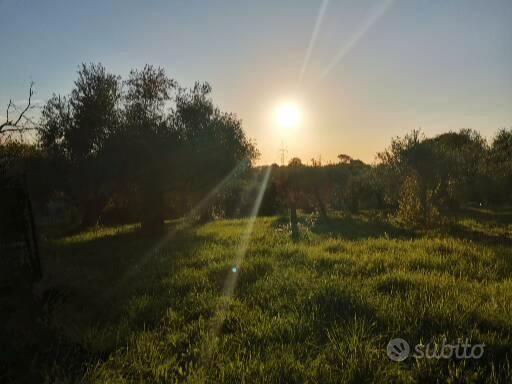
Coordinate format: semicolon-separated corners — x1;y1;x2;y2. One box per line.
275;102;301;130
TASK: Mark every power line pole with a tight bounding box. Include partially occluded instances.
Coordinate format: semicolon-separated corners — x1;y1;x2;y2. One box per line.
278;141;288;166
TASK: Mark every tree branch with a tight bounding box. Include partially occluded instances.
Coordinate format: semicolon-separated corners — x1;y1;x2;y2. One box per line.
0;82;35;133
0;127;38;133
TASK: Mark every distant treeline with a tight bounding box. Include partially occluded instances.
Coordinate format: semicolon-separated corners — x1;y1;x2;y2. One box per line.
1;63;511;231
269;127;512;230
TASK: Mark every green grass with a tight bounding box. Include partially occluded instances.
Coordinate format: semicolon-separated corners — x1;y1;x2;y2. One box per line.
38;211;512;383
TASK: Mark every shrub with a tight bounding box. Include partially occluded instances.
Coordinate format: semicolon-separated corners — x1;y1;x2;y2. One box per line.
398;173;440;227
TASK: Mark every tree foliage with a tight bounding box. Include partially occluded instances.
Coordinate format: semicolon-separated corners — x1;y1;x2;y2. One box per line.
4;63;510;234
36;63;258;230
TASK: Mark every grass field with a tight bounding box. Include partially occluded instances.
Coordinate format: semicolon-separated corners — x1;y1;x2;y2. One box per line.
34;209;512;383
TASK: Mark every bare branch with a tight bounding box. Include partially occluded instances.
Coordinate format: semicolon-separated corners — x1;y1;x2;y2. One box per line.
0;82;35;133
0;127;38;133
6;100;13;122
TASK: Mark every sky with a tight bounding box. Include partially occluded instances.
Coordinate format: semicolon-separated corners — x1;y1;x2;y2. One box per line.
1;0;511;165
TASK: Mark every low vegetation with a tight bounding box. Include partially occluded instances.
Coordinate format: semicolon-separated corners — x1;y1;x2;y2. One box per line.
24;209;512;383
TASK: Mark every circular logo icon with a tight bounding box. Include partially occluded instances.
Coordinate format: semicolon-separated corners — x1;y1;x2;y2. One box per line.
387;338;410;362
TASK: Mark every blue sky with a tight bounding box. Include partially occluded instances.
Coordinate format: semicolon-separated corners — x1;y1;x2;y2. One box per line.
1;0;511;164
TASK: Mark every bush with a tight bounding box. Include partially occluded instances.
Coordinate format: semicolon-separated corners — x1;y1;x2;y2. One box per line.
398;173;440;227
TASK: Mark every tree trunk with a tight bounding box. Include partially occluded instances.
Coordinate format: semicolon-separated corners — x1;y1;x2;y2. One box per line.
314;190;328;222
289;197;299;239
419;184;428;225
350;195;359;213
141;188;164;234
375;191;384;210
198;204;214;224
81;197;106;228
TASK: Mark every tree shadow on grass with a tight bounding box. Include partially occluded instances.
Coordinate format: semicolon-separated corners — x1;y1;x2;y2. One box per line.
5;222;214;383
311;213;416;241
303;283;378;327
455;206;512;225
444;211;512;247
40;221;216;326
445;224;512;246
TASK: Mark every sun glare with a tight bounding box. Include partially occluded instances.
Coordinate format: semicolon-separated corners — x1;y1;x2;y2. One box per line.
275;102;301;130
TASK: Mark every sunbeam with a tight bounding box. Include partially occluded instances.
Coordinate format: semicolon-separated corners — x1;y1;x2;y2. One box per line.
320;0;396;80
298;0;330;85
222;166;272;297
193;166;272;378
102;159;252;299
186;159;251;224
146;159;251;252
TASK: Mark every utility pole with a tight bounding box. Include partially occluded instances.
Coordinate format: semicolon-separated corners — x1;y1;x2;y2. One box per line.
278;141;288;166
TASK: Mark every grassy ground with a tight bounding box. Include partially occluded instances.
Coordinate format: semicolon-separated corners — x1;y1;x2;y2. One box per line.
31;209;512;382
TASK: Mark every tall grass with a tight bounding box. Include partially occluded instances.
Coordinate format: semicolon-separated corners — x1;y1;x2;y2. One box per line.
37;211;512;383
